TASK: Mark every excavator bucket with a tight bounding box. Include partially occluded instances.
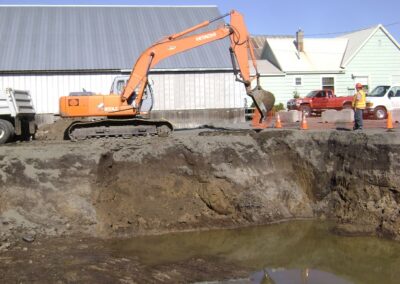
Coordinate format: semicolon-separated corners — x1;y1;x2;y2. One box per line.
249;86;275;122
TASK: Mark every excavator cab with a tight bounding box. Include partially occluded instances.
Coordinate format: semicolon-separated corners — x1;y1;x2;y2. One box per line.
110;76;154;113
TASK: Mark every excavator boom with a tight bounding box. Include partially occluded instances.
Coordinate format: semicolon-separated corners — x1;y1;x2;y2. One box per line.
121;10;274;119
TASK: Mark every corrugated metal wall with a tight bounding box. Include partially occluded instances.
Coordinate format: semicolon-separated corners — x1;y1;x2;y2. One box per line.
0;72;246;114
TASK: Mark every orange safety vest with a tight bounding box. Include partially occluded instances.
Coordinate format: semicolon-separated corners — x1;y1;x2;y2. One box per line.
352;90;366;109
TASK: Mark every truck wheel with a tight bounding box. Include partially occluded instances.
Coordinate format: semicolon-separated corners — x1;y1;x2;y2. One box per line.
0;120;14;144
299;105;311;117
343;103;352;109
374;107;387;120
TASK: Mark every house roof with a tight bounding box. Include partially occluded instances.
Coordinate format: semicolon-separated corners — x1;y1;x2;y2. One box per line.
249;60;284;76
251;35;292;60
265;37;348;73
249;36;284;75
338;24;400;67
0;5;233;72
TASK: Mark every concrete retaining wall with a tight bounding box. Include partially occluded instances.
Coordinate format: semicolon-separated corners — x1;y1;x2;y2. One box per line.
277;110;301;123
150;108;245;129
321;109;354;123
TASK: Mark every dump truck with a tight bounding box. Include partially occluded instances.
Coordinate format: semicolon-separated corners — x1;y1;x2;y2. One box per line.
0;88;36;144
59;10;275;140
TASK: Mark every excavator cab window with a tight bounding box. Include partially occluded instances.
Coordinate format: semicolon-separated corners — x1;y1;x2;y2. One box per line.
117;81;126;95
115;79;128;95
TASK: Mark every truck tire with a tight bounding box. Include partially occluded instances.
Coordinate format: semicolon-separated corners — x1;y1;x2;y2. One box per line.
343;103;352;109
299;105;311;117
0;119;14;144
374;106;387;120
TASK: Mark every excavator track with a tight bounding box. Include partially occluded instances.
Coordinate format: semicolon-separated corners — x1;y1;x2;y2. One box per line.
66;118;173;141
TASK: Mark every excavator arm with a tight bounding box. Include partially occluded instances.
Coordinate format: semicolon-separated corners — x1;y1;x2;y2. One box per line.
121;10;274;120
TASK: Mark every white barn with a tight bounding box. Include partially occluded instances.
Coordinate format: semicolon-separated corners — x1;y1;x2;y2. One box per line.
0;5;246;126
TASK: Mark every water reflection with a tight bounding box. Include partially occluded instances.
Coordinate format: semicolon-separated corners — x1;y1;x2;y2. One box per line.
251;268;351;284
110;221;400;284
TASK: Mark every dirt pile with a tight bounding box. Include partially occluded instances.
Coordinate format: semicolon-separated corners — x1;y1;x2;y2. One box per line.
35;118;74;140
0;129;399;241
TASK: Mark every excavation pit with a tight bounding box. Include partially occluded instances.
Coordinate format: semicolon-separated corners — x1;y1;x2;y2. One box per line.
1;129;400;282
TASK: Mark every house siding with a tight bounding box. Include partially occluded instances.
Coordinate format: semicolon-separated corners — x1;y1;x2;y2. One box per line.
258;76;285;105
259;73;344;105
338;28;400;95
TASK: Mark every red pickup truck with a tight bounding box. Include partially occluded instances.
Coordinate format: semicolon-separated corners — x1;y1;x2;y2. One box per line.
287;90;353;116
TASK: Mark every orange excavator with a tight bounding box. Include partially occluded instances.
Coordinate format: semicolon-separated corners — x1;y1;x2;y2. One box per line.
59;10;274;140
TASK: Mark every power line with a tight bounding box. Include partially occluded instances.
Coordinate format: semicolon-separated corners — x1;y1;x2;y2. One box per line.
305;21;400;37
385;21;400;27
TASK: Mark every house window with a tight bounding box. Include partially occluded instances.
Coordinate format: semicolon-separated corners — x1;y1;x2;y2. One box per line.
294;77;302;86
322;77;334;91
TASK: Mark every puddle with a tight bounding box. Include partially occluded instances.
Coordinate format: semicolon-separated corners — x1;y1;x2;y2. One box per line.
110;221;400;284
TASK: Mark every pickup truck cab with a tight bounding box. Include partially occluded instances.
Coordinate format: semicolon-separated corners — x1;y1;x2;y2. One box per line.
365;85;400;119
287;89;353;116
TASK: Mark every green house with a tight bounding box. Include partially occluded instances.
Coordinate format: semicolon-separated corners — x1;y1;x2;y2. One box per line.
252;25;400;106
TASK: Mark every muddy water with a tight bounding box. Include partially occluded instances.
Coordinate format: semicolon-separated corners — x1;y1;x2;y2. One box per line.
110;221;400;284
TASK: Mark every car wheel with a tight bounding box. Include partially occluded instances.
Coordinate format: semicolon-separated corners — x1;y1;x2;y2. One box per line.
299;105;311;117
374;107;387;120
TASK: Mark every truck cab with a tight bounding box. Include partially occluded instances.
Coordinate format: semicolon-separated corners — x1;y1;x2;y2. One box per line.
366;85;400;119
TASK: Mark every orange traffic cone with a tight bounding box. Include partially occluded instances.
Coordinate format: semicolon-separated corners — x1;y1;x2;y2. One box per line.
275;113;282;128
387;110;394;131
300;112;308;130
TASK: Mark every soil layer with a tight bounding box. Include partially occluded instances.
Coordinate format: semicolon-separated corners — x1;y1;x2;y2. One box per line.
1;128;400;282
1;129;400;241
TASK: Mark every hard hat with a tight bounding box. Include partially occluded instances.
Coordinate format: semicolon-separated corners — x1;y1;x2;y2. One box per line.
356;83;363;89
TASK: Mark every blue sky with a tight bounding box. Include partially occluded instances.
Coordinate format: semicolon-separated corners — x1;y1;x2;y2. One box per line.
1;0;400;41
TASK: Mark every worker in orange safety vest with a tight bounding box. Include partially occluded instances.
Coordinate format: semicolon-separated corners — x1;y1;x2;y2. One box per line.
352;83;366;130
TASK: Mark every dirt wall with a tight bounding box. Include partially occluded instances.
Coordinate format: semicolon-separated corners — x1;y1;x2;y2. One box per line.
0;129;399;241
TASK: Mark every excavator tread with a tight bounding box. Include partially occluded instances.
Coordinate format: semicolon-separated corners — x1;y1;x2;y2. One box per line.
66;118;173;141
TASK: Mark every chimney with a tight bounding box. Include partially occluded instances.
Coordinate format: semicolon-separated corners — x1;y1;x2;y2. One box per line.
296;29;304;52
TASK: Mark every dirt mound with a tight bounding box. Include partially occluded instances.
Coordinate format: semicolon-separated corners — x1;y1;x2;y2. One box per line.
35;118;74;140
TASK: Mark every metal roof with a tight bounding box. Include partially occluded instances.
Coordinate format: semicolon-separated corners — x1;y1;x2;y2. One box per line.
338;26;377;67
251;35;293;60
249;60;284;76
0;6;233;72
264;37;348;73
251;36;268;60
